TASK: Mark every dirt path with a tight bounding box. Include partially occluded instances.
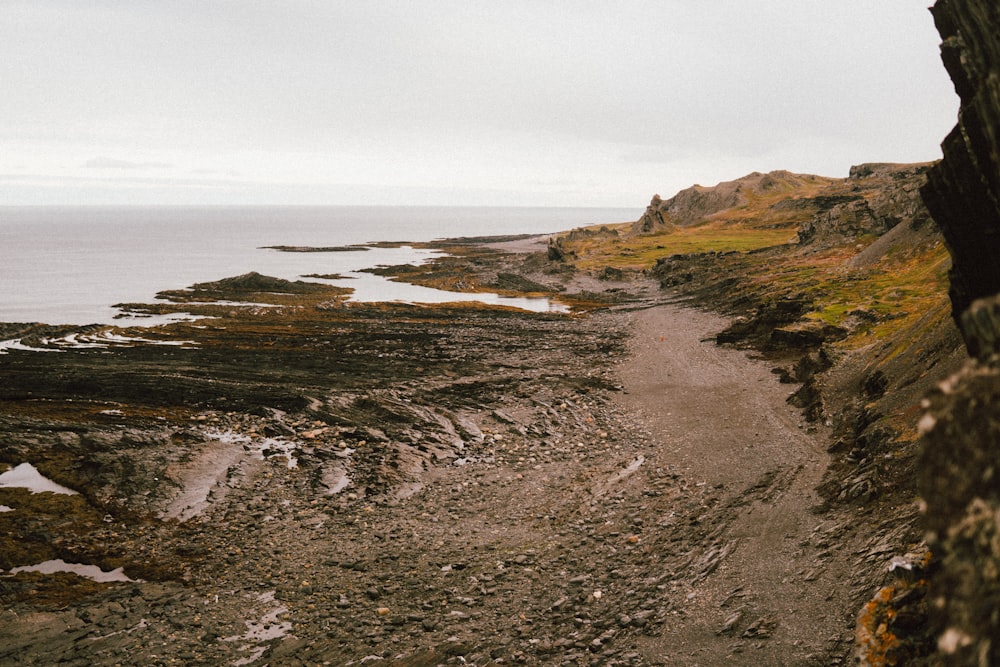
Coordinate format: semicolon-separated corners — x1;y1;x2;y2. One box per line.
617;304;853;665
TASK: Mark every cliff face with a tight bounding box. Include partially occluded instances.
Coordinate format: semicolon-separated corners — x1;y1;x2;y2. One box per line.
921;0;1000;331
918;1;1000;665
799;163;934;247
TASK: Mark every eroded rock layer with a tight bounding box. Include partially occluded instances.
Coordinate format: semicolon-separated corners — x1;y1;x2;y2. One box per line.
921;0;1000;331
918;1;1000;665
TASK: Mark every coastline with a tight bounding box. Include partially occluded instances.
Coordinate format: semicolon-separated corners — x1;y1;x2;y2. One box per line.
0;205;637;326
0;234;877;665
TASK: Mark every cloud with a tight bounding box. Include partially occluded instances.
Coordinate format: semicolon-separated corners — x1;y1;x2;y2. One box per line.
83;157;173;170
0;3;957;206
2;171;248;189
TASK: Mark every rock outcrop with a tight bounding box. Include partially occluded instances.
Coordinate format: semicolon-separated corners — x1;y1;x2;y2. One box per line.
918;342;1000;666
633;170;824;232
921;0;1000;329
798;163;934;247
917;1;1000;665
634;194;671;233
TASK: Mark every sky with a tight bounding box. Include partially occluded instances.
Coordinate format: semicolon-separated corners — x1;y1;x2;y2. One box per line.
1;1;959;208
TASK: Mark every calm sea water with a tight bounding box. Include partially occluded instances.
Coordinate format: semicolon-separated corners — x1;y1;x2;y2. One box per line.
0;206;637;325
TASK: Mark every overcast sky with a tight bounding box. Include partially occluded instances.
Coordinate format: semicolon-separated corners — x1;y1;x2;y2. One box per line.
1;1;958;207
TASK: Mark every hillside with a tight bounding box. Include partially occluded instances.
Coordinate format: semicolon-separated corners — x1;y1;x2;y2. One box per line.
546;161;967;663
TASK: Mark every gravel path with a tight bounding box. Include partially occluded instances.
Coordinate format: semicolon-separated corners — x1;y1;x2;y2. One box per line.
618;304;853;665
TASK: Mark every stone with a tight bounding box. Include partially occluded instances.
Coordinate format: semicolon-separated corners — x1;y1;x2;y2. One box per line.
718;612;742;635
922;0;1000;328
740;617;777;639
917;3;1000;665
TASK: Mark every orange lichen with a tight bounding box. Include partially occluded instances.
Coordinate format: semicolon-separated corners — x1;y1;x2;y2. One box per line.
856;585;902;666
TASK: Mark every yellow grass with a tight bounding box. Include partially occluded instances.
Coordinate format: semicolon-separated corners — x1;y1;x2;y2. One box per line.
568;223;798;271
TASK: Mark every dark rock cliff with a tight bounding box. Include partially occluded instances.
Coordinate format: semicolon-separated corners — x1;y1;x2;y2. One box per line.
921;0;1000;332
799;162;934;247
918;1;1000;665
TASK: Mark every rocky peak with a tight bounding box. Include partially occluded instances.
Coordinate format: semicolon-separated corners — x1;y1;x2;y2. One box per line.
633;170;828;233
633;193;671;233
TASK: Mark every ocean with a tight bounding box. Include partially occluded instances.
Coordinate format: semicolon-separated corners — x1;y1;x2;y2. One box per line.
0;206;638;326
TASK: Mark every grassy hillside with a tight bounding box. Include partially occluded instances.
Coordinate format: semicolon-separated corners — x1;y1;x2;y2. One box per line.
551;163;964;516
548;162;966;663
553;163;952;354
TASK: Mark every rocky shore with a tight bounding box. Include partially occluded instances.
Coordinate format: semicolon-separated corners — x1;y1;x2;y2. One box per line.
0;224;883;667
0;222;948;666
5;2;1000;664
0;152;979;667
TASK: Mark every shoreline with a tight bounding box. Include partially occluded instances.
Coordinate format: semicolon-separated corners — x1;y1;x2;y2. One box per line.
0;235;906;664
0;234;562;330
0;204;638;327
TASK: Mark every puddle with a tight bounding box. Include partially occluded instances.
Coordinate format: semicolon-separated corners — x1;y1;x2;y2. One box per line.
208;429;299;469
111;312;206;327
1;329;199;355
259;439;299;469
224;590;293;666
321;464;351;495
9;559;135;582
68;330;197;347
335;270;571;313
39;330;198;350
164;300;282;308
276;244;569;313
0;338;63;355
0;463;78;495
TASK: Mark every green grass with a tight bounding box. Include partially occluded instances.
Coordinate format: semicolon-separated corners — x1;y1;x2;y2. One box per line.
569;224;798;271
555;165;951;353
